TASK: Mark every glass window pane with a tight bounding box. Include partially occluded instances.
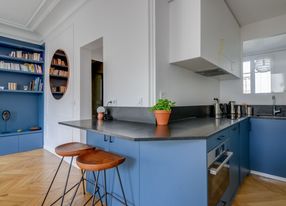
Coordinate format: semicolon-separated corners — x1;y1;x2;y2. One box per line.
243;73;251;94
243;61;251;94
243;61;251;73
255;71;271;93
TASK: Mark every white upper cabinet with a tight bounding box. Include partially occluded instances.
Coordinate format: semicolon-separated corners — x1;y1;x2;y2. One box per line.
169;0;241;79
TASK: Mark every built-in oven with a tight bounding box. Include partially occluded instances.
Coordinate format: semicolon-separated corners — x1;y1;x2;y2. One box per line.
208;139;233;206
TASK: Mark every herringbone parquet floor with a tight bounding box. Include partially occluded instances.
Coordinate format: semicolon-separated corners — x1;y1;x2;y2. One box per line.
0;149;285;206
232;175;286;206
0;149;94;206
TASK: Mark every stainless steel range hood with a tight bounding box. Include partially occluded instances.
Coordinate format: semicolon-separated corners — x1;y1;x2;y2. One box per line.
171;56;239;80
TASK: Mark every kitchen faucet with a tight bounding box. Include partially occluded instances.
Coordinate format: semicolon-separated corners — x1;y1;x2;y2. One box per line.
272;95;281;116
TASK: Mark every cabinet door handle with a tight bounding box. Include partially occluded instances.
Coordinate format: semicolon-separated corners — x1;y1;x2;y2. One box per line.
109;136;114;143
209;152;233;175
104;136;108;142
217;135;224;141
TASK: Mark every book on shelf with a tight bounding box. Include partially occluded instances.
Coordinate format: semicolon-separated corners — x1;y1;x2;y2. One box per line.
52;58;66;66
8;51;42;61
0;60;43;74
28;77;43;91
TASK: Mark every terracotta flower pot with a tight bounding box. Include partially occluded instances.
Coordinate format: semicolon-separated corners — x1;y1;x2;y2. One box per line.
97;112;104;120
154;110;171;126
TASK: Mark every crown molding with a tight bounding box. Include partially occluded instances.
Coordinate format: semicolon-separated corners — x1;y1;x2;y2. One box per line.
28;0;62;31
40;0;89;41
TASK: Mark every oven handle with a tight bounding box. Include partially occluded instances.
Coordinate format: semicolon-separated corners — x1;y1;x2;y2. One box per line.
209;151;233;176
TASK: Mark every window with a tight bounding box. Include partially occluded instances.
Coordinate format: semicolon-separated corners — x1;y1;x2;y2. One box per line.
243;58;272;94
243;61;251;94
254;58;271;93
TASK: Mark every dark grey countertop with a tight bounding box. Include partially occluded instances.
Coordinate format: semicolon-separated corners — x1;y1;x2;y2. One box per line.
59;117;249;141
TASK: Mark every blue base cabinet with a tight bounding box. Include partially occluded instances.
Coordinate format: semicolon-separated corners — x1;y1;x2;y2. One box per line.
86;119;250;206
19;132;43;152
239;119;250;182
140;140;208;206
86;131;140;206
0;132;43;156
250;118;286;178
0;135;19;155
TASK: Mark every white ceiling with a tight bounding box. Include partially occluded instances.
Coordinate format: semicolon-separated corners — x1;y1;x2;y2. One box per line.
0;0;87;43
0;0;61;31
243;33;286;56
226;0;286;26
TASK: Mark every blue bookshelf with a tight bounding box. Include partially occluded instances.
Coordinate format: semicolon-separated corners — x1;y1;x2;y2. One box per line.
0;54;44;64
0;68;43;76
0;36;44;156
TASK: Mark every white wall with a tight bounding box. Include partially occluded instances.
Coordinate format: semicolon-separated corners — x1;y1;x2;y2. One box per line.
44;24;78;151
155;0;220;106
43;0;152;151
220;50;286;105
242;14;286;41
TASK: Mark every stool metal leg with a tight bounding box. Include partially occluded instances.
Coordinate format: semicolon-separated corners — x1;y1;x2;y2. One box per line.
81;169;86;195
116;167;128;206
103;170;108;206
92;171;103;206
41;156;64;206
69;170;85;206
60;156;74;206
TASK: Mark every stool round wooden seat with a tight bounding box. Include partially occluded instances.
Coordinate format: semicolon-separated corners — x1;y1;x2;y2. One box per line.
76;149;125;171
55;142;94;157
42;142;94;206
72;149;128;206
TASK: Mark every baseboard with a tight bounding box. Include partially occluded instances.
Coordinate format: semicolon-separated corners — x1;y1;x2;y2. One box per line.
251;170;286;182
43;145;79;169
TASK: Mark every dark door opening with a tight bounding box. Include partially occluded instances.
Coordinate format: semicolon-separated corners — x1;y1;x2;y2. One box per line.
92;60;103;118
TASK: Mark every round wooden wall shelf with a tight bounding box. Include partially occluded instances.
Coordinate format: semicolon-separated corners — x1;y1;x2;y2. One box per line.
49;49;69;100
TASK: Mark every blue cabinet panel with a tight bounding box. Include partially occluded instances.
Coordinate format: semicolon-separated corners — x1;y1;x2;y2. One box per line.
239;119;250;182
221;124;240;204
19;132;43;152
86;131;108;195
108;137;140;206
86;131;108;150
0;135;18;155
140;140;208;206
250;118;286;178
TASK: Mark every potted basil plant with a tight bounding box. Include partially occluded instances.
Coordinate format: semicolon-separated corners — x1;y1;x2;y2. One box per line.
150;99;176;126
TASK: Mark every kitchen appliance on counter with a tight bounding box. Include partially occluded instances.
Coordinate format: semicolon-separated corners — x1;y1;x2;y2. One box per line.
214;98;222;119
229;101;236;119
208;139;233;206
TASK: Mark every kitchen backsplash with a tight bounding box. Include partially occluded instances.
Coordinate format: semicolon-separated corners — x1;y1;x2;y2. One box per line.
100;105;286;124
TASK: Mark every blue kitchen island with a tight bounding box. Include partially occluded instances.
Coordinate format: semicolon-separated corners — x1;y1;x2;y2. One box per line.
60;117;250;206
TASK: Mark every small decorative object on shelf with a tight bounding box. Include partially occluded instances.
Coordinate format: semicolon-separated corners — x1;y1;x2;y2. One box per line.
97;106;105;120
149;99;176;126
2;110;11;121
49;49;69;100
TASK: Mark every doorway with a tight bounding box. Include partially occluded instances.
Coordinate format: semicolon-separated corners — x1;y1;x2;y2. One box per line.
80;37;103;122
92;60;103;117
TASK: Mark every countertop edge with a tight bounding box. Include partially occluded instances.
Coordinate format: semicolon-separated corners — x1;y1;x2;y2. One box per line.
59;117;250;141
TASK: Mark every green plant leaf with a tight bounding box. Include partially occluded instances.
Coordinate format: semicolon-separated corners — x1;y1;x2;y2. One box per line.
149;99;176;112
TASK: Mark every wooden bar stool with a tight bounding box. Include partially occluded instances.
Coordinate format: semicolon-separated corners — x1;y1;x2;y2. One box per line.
71;149;128;206
41;142;94;206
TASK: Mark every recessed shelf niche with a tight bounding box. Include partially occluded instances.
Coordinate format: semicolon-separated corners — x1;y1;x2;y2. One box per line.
49;49;69;100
